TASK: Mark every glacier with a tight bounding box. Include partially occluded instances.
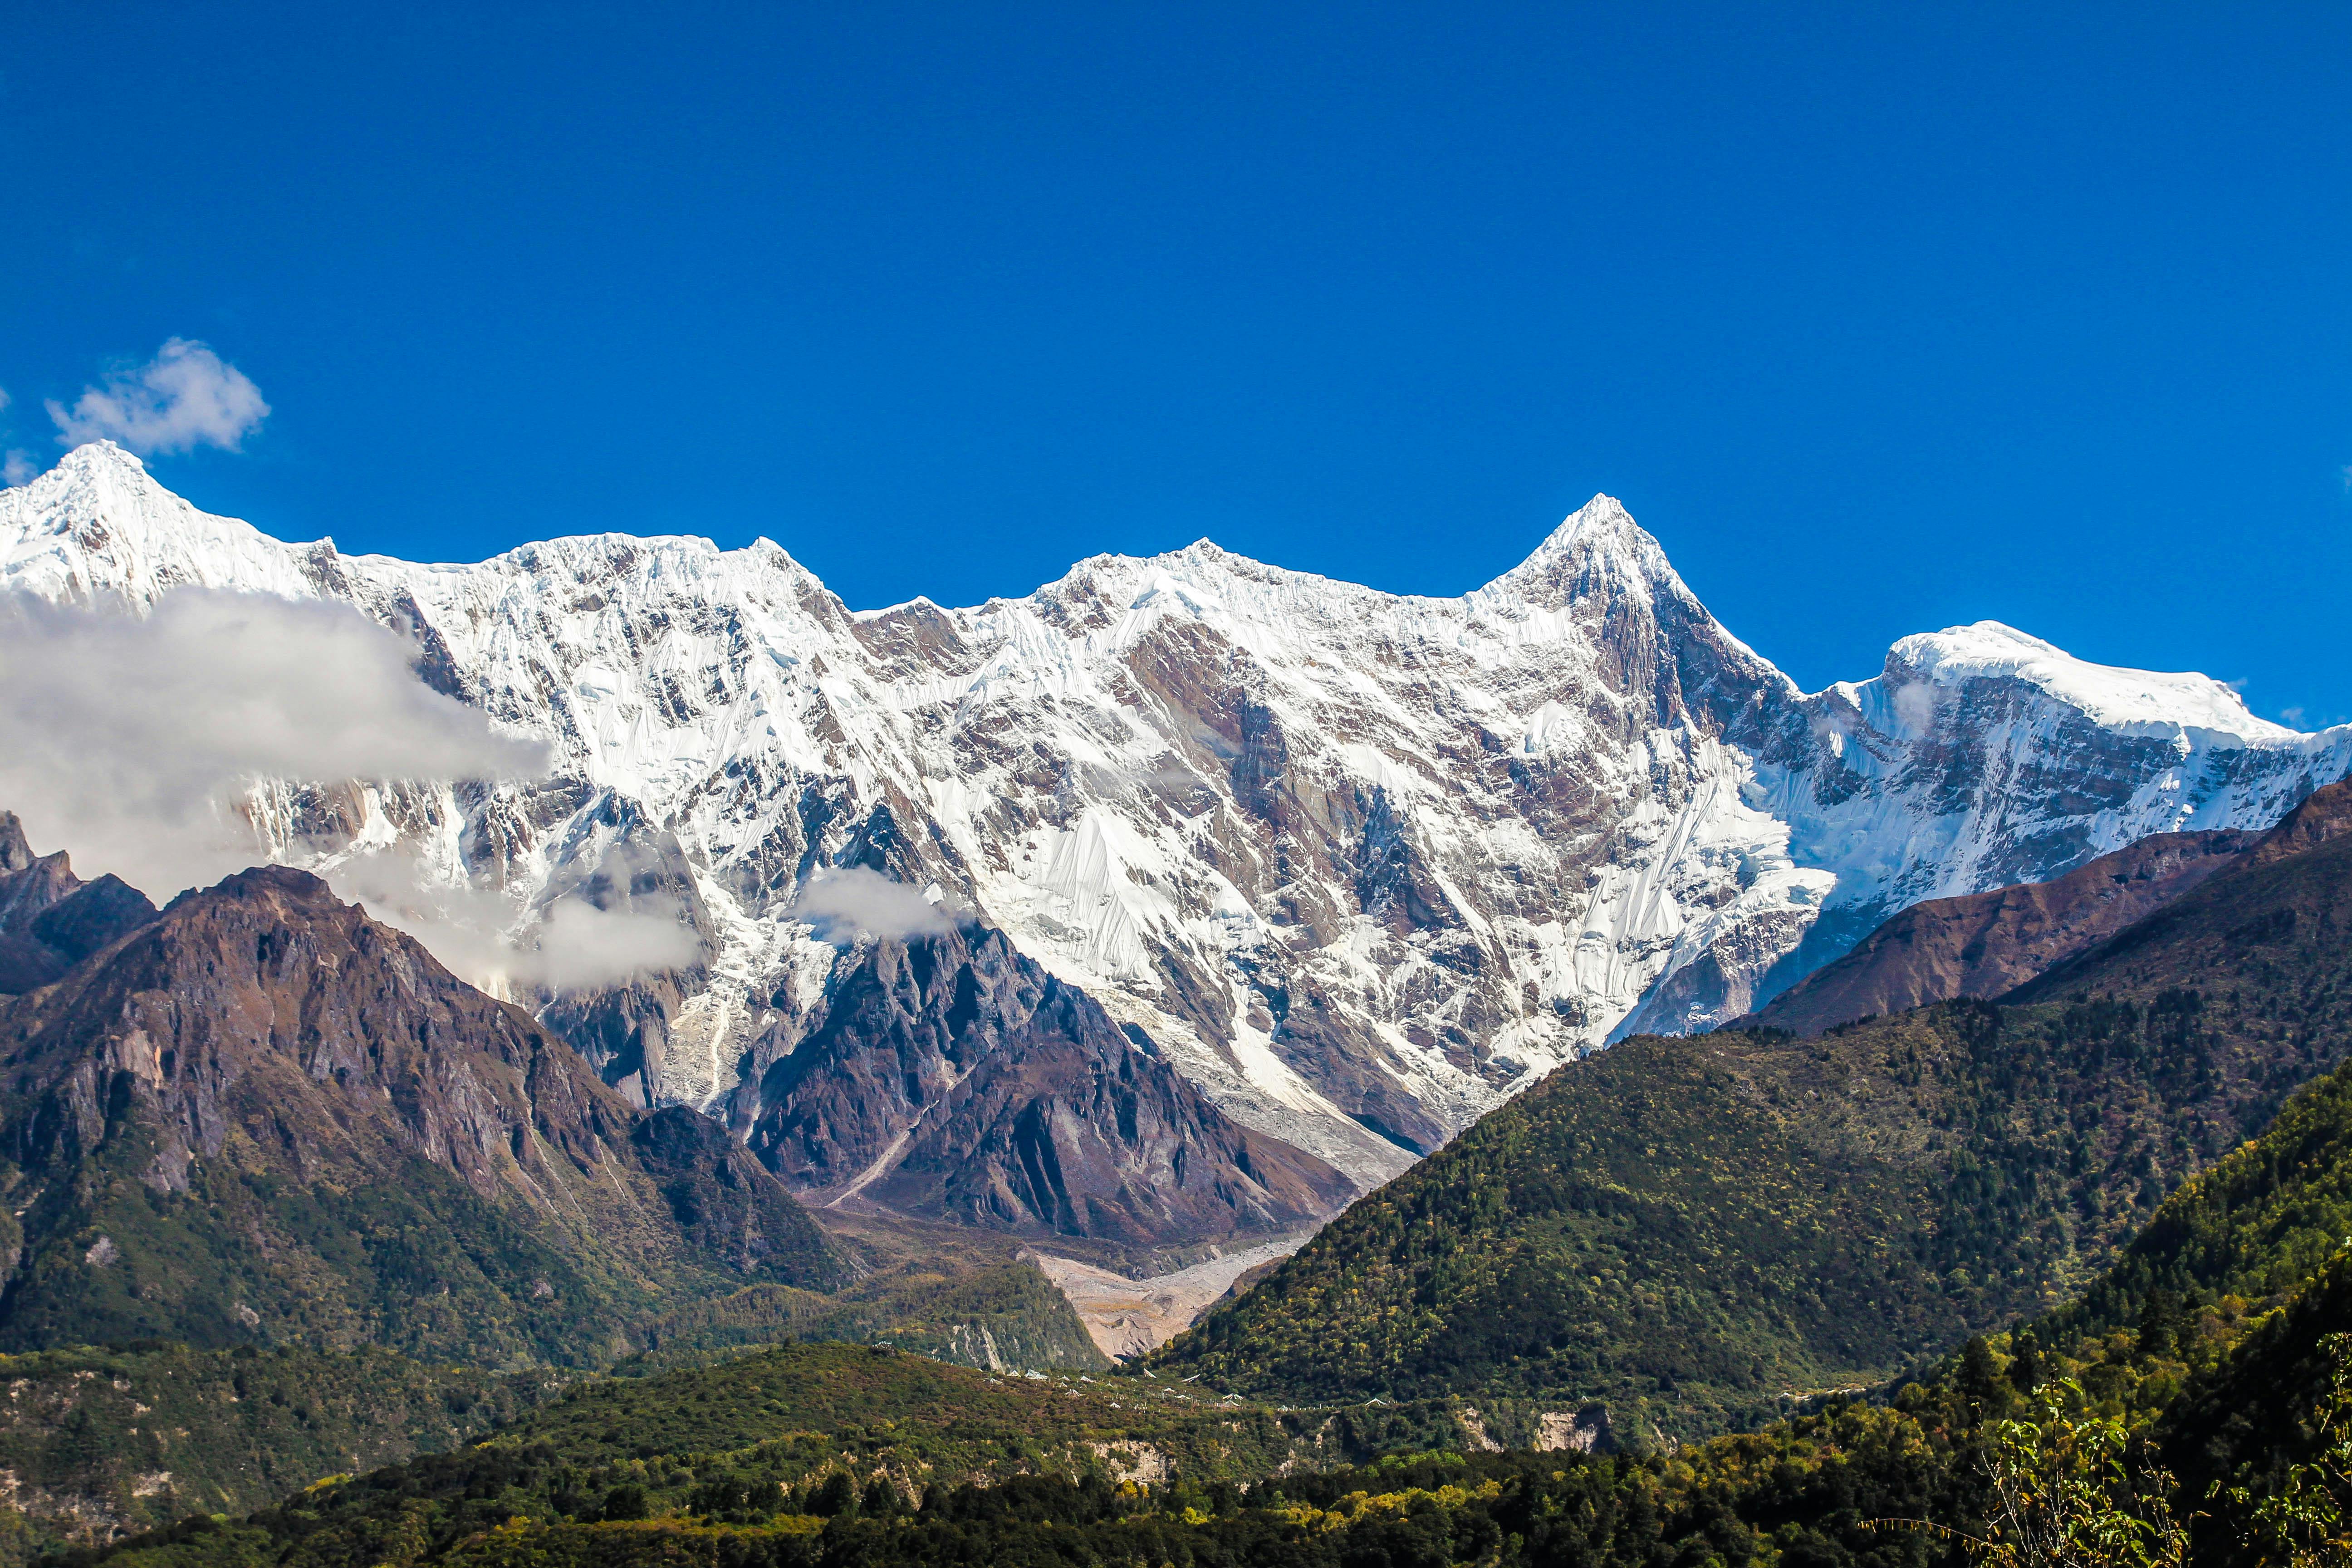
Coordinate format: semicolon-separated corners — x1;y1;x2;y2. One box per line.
5;440;2347;1189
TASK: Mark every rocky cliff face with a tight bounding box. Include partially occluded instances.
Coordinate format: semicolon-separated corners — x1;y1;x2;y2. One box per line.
734;922;1352;1244
6;442;2348;1190
0;864;841;1363
2012;775;2352;1005
1747;827;2260;1037
0;812;158;993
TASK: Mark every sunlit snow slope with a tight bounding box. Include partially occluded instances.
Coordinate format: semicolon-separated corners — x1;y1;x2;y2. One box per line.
5;442;2347;1187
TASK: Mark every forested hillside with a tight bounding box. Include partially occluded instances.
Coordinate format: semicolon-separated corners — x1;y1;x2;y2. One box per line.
1152;778;2352;1432
0;1346;557;1553
619;1263;1111;1375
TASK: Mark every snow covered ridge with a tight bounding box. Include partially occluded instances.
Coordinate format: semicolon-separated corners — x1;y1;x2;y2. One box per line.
5;440;2348;1189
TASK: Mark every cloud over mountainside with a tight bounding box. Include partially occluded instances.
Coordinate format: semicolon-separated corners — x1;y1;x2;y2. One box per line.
788;865;957;943
46;339;270;456
318;844;698;993
0;589;543;899
0;588;692;989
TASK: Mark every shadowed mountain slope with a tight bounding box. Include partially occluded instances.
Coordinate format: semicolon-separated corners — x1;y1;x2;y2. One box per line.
0;813;158;995
0;865;843;1366
2010;772;2352;1006
734;922;1354;1247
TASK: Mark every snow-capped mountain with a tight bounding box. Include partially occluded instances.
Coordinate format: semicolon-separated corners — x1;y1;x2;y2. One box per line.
5;441;2347;1190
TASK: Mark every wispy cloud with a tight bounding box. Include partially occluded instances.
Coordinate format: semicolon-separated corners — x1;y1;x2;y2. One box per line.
0;387;29;487
0;588;547;900
1890;681;1940;735
48;339;270;456
789;865;956;943
329;847;700;991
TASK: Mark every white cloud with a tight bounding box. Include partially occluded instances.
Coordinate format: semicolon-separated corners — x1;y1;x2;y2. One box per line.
0;588;547;901
0;387;29;486
48;339;270;456
531;896;701;988
789;865;956;943
0;587;699;993
1891;681;1940;735
328;848;699;991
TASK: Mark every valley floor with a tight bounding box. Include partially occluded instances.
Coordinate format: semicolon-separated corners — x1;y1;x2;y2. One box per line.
1025;1233;1313;1357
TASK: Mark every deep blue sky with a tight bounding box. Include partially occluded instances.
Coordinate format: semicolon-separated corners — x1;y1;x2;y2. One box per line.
5;4;2349;723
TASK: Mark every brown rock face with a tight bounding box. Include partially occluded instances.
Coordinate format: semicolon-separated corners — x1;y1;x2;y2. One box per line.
2012;774;2352;1004
732;923;1354;1248
1748;828;2258;1037
0;813;158;994
0;865;840;1364
2244;773;2352;869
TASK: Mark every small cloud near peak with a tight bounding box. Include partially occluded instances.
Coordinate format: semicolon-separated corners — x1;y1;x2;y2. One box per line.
48;339;270;456
0;387;22;486
789;865;956;943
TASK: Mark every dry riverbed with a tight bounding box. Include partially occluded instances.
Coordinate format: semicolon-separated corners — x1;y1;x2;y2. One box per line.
1027;1235;1310;1358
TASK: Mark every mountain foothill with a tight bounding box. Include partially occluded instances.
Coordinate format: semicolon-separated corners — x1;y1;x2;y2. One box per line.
1;449;2350;1562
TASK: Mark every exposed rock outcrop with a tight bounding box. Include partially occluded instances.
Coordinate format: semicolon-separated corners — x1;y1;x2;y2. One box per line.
734;922;1353;1245
1745;827;2258;1037
0;813;158;994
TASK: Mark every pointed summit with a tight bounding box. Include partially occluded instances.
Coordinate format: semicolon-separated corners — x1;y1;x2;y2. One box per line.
0;812;34;875
56;438;149;475
0;440;321;606
1478;493;1688;610
29;441;156;498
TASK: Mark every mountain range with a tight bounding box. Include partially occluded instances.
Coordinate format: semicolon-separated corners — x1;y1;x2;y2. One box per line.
6;441;2349;1221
